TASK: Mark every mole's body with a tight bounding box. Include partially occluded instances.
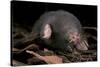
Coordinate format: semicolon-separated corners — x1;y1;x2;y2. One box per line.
32;10;88;53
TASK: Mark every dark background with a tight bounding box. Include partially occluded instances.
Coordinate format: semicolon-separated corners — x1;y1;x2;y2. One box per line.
11;1;97;31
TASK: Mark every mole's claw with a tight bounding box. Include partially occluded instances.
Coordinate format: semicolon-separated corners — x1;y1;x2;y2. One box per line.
76;40;88;51
84;40;89;47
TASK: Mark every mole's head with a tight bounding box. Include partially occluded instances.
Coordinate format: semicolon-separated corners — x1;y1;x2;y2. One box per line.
68;32;89;51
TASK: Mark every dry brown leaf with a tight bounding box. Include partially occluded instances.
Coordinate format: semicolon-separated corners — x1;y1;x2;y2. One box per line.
26;50;63;64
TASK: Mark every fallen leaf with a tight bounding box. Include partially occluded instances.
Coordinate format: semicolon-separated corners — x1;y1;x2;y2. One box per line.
26;50;63;64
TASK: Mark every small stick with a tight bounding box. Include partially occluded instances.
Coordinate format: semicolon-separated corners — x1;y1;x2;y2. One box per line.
78;50;96;54
12;48;20;52
12;60;27;66
17;44;37;54
82;27;97;31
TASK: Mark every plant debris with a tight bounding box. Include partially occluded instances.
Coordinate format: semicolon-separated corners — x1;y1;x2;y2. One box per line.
11;24;97;66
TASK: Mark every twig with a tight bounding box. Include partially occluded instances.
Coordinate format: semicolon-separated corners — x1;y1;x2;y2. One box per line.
85;34;97;41
82;27;97;31
13;33;38;48
17;44;38;54
12;60;27;66
78;50;96;54
12;48;20;52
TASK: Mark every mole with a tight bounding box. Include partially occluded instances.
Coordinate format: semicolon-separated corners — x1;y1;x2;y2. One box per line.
31;10;89;53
